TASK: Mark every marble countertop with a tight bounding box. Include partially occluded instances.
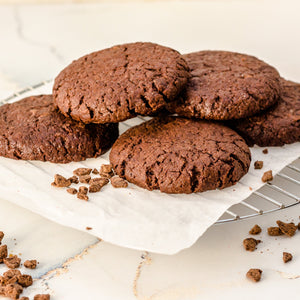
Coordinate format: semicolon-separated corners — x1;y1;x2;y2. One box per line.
0;1;300;299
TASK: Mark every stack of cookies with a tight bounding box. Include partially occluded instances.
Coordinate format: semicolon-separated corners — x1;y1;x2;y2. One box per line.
0;42;299;194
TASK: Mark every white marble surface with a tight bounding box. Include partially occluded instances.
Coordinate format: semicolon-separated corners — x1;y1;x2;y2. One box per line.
0;1;300;299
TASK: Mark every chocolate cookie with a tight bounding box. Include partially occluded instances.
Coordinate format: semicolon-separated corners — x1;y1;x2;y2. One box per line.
110;116;251;194
53;42;190;124
168;51;281;120
0;95;118;163
230;79;300;146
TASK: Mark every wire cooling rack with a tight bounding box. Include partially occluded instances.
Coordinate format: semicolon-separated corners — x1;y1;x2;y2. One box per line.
1;81;300;224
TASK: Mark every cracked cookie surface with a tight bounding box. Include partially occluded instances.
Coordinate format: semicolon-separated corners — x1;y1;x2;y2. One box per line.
53;42;190;124
109;116;251;194
230;79;300;146
167;50;281;120
0;95;119;163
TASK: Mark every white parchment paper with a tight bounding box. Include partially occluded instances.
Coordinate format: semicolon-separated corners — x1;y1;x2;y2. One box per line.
0;82;299;254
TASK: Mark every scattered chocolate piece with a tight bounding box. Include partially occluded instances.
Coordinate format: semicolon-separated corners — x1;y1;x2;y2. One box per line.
254;161;263;169
24;260;37;269
0;244;8;262
276;220;297;237
17;274;33;287
2;270;21;285
111;176;128;188
19;297;29;300
0;231;4;244
73;168;92;176
78;186;88;195
92;168;99;175
66;188;77;195
262;148;268;154
68;175;79;184
243;238;261;251
249;224;262;235
89;184;102;193
268;227;283;236
79;175;91;184
298;222;300;230
51;174;71;188
77;193;89;201
246;268;262;282
100;164;114;178
86;227;92;230
34;294;50;300
283;252;293;263
3;283;23;299
89;177;109;187
3;255;21;269
262;170;273;182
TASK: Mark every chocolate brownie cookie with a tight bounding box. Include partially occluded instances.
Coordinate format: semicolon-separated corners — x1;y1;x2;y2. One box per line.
53;42;190;124
0;95;118;163
230;79;300;146
110;116;251;194
168;51;281;120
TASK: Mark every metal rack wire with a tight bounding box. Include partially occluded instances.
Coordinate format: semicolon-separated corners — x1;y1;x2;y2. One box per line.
2;81;300;224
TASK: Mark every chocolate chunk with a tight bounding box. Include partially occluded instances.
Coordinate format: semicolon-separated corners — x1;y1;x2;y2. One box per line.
254;161;263;169
246;269;262;282
3;255;21;269
89;184;102;193
24;260;37;269
51;174;71;188
262;170;273;182
34;294;50;300
73;168;92;176
89;177;109;187
17;274;33;287
79;175;91;184
111;176;128;188
92;168;99;175
3;283;23;299
0;244;8;262
67;188;77;195
249;224;262;235
100;164;114;178
77;193;89;201
78;186;88;195
268;227;283;236
243;238;261;251
0;231;4;244
68;176;79;184
276;220;297;237
283;252;293;263
262;148;268;154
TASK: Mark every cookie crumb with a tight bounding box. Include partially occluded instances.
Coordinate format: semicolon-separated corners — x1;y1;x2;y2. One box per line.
51;174;71;188
79;175;91;184
68;175;79;184
1;270;21;285
276;220;297;237
249;224;262;235
67;188;77;195
24;260;37;269
111;176;128;188
100;164;114;178
3;283;23;299
249;187;253;191
77;193;89;201
86;227;92;230
34;294;50;300
267;227;283;236
0;231;4;244
262;148;268;154
262;170;273;182
89;184;102;193
254;161;263;169
78;186;88;195
0;244;8;262
243;238;261;251
283;252;293;263
17;274;33;287
89;177;109;187
246;268;262;282
73;168;92;176
20;297;29;300
3;255;21;269
298;222;300;230
92;168;99;175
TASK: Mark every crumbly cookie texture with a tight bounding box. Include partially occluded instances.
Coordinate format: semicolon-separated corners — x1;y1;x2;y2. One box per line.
168;50;281;120
110;116;251;194
0;95;119;163
53;42;190;124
